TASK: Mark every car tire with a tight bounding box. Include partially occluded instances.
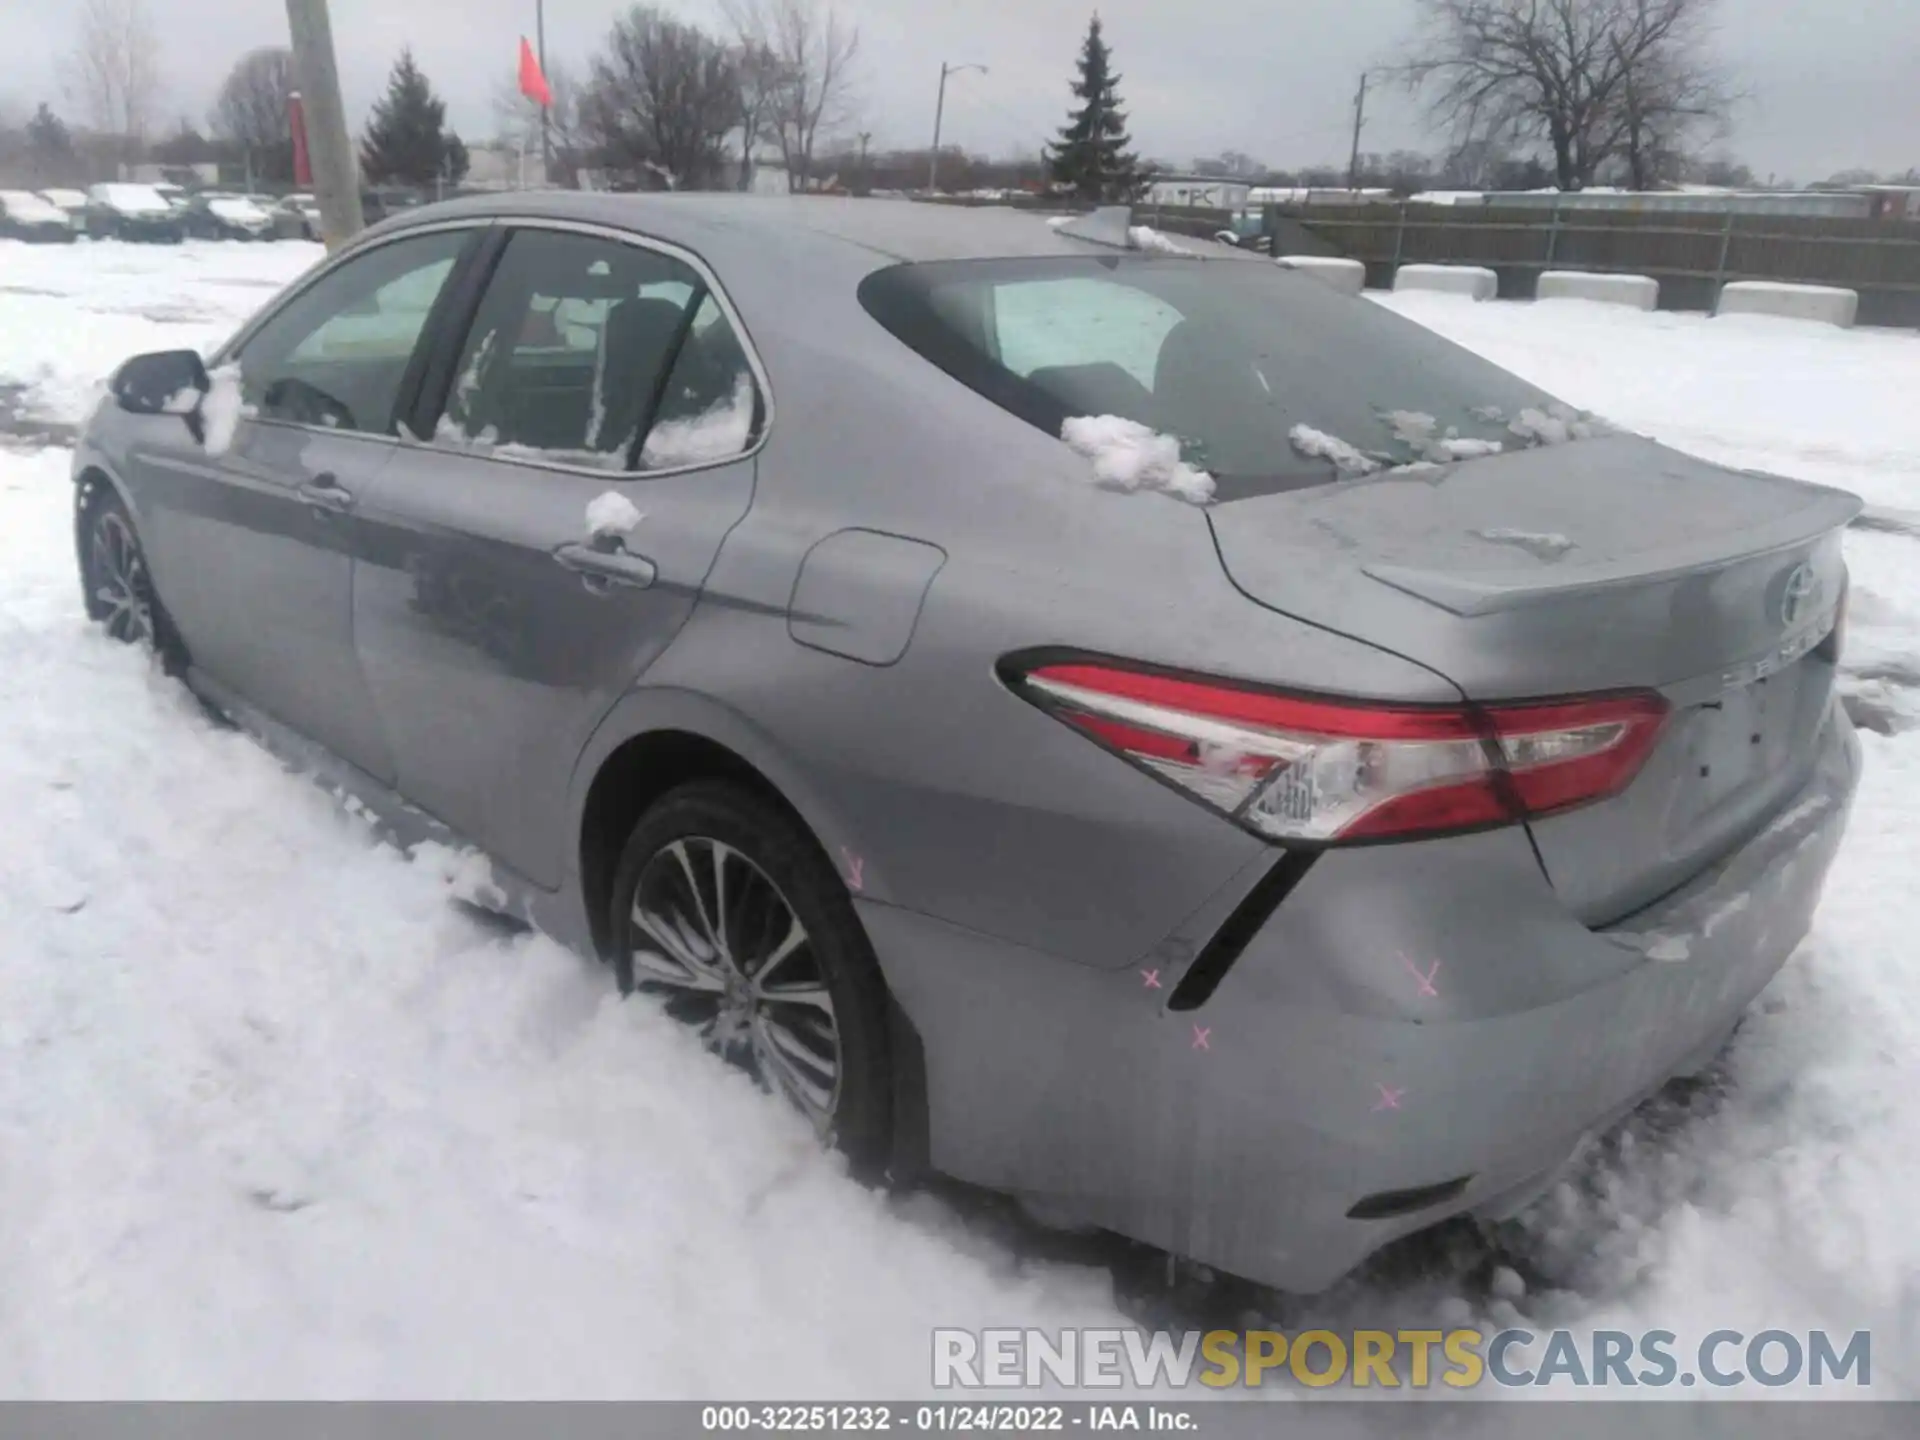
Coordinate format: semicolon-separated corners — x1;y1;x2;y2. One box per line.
606;781;894;1174
78;487;187;674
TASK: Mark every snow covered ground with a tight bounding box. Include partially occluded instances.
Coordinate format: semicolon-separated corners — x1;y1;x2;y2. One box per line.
2;241;1917;1400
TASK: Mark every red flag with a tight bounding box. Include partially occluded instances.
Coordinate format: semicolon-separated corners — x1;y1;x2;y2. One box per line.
518;37;552;108
289;90;312;187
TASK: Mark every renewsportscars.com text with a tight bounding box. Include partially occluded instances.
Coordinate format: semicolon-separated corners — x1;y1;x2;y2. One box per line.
932;1327;1872;1390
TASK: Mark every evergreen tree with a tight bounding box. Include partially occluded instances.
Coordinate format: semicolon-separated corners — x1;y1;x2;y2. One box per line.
1046;15;1145;202
360;49;460;187
26;104;74;169
444;133;470;186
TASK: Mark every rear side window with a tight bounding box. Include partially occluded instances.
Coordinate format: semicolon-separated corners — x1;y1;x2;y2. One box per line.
858;256;1566;501
432;229;761;472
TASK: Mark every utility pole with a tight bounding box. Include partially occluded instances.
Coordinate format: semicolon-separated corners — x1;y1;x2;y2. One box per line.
929;61;986;193
285;0;364;247
536;0;552;184
857;130;871;193
1347;71;1369;193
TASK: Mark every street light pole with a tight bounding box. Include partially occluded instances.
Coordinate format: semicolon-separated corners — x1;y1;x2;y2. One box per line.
929;61;986;193
1347;71;1369;193
285;0;364;248
536;0;552;184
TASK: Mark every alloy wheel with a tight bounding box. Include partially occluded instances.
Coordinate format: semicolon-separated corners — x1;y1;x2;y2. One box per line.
628;836;842;1131
89;509;156;648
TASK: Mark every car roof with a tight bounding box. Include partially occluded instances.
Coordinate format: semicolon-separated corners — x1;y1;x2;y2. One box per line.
374;192;1252;268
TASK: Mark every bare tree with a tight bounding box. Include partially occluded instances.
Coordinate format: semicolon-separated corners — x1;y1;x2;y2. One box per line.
211;48;295;182
731;40;784;191
582;6;741;189
1604;8;1733;189
721;0;860;192
1399;0;1730;192
63;0;163;146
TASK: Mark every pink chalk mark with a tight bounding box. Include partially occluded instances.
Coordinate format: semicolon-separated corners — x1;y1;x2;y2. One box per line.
1191;1025;1211;1051
1400;951;1441;998
1373;1083;1405;1112
1142;968;1162;990
841;848;864;892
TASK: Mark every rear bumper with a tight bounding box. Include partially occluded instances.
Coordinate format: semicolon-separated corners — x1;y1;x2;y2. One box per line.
864;700;1859;1293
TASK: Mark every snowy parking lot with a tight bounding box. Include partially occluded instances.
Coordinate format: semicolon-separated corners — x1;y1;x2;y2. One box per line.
2;237;1917;1399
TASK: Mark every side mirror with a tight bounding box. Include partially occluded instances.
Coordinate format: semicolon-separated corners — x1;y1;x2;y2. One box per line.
112;349;209;417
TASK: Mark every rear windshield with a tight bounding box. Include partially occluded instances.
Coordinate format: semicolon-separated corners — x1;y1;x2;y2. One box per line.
857;256;1573;501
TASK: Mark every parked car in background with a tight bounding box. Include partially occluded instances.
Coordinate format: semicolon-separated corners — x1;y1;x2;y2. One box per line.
71;196;1862;1299
183;193;277;241
37;189;90;235
273;193;321;240
0;190;76;242
359;188;426;225
85;184;186;242
153;181;188;211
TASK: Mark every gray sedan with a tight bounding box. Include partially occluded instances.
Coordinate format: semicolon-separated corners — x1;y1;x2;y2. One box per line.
73;195;1861;1294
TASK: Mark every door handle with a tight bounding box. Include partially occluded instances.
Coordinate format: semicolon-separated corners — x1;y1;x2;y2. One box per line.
552;541;657;591
298;473;356;514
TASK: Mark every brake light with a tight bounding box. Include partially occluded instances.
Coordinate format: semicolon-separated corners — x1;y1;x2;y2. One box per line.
1017;662;1668;843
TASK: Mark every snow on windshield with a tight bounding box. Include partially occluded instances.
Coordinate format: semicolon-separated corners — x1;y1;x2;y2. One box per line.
1289;425;1382;476
1060;415;1215;504
1286;400;1617;480
208;198;267;222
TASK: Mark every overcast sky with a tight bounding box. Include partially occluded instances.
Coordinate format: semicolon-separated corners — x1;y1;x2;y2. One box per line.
5;0;1918;181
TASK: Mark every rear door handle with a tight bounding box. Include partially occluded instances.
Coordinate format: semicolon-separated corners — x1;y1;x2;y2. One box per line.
552;541;657;591
297;474;356;514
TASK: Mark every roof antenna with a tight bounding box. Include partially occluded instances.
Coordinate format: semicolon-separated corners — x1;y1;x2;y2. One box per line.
1051;204;1134;249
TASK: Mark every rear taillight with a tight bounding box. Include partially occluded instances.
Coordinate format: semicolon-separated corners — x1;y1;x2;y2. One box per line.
1016;661;1668;844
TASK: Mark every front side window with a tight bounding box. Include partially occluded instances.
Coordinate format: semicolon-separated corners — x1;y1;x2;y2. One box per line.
433;228;760;472
860;256;1570;502
231;228;472;436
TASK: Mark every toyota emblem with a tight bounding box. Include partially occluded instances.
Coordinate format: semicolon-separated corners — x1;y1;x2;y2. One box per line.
1779;563;1822;629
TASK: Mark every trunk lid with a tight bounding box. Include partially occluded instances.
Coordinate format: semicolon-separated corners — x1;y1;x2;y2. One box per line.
1209;434;1859;922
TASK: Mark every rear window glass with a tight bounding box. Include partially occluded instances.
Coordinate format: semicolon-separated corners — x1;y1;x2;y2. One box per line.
857;256;1574;501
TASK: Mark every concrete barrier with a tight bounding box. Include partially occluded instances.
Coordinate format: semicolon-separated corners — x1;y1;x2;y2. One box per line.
1716;281;1860;328
1537;270;1660;310
1276;255;1367;296
1392;264;1498;301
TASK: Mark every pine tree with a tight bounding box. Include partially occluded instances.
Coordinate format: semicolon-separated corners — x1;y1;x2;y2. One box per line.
26;104;74;170
360;49;459;187
1047;15;1145;202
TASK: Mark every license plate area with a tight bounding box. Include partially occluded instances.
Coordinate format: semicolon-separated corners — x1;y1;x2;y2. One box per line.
1671;663;1814;826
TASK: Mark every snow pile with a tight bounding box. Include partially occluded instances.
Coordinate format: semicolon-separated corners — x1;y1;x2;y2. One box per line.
639;375;756;469
1289;423;1382;476
1127;226;1195;257
1275;255;1367;296
584;490;644;540
1059;415;1215;503
1717;282;1860;329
